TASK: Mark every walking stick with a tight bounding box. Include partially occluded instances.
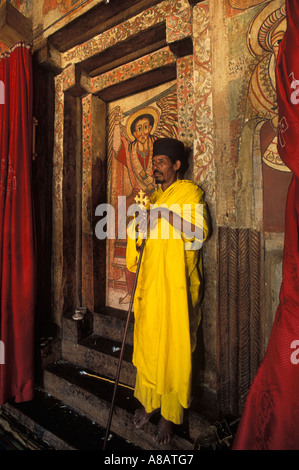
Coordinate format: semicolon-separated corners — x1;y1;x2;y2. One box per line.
103;192;148;450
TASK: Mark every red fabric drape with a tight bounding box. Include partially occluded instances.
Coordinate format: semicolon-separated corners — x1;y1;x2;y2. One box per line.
0;44;35;404
233;0;299;450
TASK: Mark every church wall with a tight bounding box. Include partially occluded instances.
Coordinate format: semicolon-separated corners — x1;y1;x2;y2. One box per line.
223;0;288;346
209;0;287;414
0;0;289;417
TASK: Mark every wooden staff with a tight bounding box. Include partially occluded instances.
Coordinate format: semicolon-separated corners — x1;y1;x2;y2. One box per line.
103;192;148;450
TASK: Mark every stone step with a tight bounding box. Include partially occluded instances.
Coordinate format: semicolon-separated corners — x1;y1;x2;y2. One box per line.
94;306;134;346
39;309;221;450
42;359;198;451
0;387;138;450
61;306;134;348
60;306;136;389
61;333;136;388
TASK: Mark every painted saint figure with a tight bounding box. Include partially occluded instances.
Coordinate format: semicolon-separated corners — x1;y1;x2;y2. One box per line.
113;108;158;196
107;86;179;308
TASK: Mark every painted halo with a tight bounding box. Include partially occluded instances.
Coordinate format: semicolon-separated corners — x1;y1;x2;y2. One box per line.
126;106;160;142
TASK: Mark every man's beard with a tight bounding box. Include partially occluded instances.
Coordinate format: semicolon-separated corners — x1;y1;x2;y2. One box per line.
154;172;163;184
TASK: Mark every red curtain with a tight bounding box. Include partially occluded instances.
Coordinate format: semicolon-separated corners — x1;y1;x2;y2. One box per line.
0;43;35;404
233;0;299;450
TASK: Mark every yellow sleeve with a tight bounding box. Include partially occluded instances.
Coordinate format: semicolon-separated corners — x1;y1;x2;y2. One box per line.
126;219;138;273
180;185;210;247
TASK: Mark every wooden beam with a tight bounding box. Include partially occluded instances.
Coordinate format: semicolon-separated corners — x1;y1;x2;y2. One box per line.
48;0;162;53
80;22;167;77
187;0;206;6
0;2;32;47
96;64;177;102
35;42;62;75
63;64;91;97
62;92;80;317
169;36;193;58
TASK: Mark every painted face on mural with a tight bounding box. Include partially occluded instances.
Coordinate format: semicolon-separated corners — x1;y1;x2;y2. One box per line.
271;28;285;60
132;117;153;145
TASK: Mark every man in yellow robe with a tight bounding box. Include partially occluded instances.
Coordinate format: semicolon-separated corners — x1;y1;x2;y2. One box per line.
126;138;210;445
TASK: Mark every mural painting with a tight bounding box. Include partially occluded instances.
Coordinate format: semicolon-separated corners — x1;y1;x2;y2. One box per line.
106;81;178;309
42;0;81;15
0;0;32;16
0;42;9;53
228;0;290;232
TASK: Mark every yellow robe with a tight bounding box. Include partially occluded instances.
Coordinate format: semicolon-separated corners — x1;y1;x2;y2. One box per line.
126;179;209;419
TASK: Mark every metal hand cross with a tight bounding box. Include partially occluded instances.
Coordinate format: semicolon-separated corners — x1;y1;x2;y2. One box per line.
134;189;149;207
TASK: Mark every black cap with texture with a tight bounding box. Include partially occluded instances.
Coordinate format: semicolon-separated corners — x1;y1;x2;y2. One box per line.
153;138;185;163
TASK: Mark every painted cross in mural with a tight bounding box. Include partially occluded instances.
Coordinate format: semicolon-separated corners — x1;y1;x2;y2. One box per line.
106;82;178;309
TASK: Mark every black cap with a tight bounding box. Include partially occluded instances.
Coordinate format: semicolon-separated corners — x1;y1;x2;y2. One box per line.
153;138;185;164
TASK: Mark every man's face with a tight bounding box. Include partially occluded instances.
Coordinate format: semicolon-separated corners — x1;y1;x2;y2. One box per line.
152;154;180;188
133;117;152;144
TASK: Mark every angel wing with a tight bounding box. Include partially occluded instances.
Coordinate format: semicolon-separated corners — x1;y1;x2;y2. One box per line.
107;105;127;180
154;88;179;139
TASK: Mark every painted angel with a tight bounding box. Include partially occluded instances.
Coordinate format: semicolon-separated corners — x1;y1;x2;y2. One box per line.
107;87;178;306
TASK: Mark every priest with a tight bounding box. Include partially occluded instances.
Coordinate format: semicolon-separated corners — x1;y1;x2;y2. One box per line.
126;137;210;445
